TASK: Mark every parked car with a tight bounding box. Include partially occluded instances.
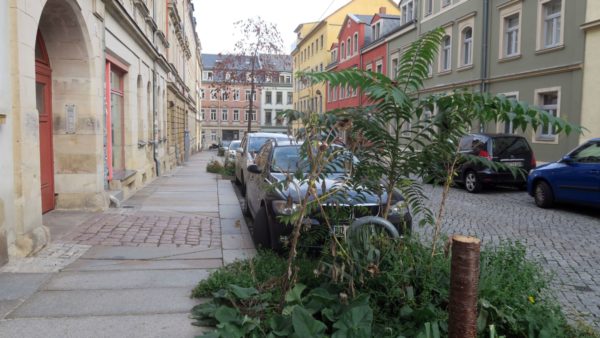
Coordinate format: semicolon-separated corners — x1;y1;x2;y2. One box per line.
225;140;241;164
437;133;536;193
235;132;290;195
243;140;412;250
218;140;232;156
527;138;600;208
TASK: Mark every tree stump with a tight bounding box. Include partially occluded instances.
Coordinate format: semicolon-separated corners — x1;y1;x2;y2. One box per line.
448;235;481;338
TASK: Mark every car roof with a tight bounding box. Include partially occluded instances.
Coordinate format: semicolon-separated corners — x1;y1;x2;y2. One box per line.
467;133;527;139
590;138;600;142
246;132;289;138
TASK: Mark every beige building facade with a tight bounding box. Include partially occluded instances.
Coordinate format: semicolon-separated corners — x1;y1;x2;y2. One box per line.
0;0;202;264
581;0;600;143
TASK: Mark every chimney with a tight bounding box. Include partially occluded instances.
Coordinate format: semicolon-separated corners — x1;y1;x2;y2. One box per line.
379;7;387;14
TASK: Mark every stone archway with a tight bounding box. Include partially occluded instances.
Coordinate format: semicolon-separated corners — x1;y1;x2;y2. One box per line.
37;0;104;211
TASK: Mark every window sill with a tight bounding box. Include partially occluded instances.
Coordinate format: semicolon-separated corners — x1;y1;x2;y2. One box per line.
457;64;474;72
535;44;565;55
498;54;521;63
437;70;452;76
532;137;558;145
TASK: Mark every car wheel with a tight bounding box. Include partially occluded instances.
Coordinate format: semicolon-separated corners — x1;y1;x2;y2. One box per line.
241;196;251;217
464;171;482;193
252;205;271;249
534;181;554;208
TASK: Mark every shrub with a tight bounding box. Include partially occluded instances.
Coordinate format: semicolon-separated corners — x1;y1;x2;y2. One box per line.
206;160;223;174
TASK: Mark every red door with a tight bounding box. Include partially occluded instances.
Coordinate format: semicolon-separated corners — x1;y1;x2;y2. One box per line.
35;33;55;213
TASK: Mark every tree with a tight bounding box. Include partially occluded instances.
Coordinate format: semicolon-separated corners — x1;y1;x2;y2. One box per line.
210;17;288;133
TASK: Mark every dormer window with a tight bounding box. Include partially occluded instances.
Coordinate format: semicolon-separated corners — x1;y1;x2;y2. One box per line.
401;0;415;24
372;21;382;40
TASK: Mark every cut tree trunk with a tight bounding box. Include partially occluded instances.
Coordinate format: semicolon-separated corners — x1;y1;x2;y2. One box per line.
448;235;481;338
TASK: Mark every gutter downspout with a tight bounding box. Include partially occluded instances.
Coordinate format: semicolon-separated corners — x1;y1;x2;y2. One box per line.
480;0;491;132
153;0;161;176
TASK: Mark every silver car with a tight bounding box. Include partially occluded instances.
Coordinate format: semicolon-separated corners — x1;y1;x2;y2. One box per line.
235;132;290;195
225;140;241;165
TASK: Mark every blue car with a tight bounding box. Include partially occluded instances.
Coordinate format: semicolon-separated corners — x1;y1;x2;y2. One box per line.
527;138;600;208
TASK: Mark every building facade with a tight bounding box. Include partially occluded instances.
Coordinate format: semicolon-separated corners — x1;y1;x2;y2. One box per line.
0;0;202;263
580;0;600;144
385;0;586;162
261;72;293;134
292;0;400;117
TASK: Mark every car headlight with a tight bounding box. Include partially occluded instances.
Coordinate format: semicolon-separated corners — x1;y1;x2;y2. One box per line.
388;200;408;216
272;200;299;215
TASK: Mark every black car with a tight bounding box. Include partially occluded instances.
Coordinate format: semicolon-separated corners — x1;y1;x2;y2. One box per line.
243;139;412;250
452;133;536;193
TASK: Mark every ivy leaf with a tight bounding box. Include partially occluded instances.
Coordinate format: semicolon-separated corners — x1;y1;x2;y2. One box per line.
291;306;327;338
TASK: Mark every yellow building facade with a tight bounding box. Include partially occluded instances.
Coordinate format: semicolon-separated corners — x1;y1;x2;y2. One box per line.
291;0;400;116
580;1;600;143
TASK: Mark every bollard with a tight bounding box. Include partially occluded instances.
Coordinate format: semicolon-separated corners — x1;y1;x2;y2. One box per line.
448;235;480;338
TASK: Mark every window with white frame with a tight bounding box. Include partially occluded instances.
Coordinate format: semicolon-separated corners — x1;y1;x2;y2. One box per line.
233;110;239;121
440;35;452;72
391;56;399;79
203;71;213;81
366;64;372;72
401;0;414;24
376;61;383;74
341;42;346;60
233;89;240;101
499;93;518;134
222;109;228;121
200;89;205;100
221;89;228;101
353;33;358;54
266;91;272;104
211;130;216;141
504;14;520;57
347;38;351;57
372;22;381;40
340;85;346;99
210;89;217;100
287;92;293;104
276;92;283;104
542;0;562;48
461;27;473;66
425;0;433;16
535;89;559;141
210;109;217;121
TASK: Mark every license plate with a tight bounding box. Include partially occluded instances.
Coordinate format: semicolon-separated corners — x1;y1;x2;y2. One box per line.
504;161;523;167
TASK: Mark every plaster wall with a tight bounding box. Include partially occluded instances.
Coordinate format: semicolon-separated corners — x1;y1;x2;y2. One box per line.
580;1;600;142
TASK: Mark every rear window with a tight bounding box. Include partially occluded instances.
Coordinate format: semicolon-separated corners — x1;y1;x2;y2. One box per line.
459;135;489;152
248;135;288;153
492;137;531;157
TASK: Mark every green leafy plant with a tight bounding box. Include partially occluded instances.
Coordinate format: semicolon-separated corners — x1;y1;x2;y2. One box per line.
206;159;224;174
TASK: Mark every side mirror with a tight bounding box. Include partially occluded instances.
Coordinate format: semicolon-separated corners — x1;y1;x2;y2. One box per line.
561;155;573;164
247;164;262;174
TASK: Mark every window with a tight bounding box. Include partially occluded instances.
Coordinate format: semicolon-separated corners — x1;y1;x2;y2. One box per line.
440;35;452;72
498;93;518;134
245;110;257;121
401;0;414;24
542;0;561;48
265;110;272;125
233;89;240;101
376;61;383;74
211;130;216;141
461;27;473;66
425;0;433;16
210;89;217;100
341;42;346;59
203;71;213;81
441;0;451;8
505;14;520;57
287;92;293;104
276;92;283;104
372;22;381;40
233;109;239;121
221;90;228;101
366;64;372;72
535;88;560;142
210;109;217;121
391;57;399;79
353;33;358;54
245;90;251;101
107;63;126;173
347;38;351;57
200;89;205;99
266;91;272;104
222;109;228;121
320;35;324;49
275;110;284;125
340;85;345;99
201;109;205;120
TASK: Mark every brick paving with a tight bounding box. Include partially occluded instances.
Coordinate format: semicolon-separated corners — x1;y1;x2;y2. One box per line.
417;184;600;329
60;213;221;248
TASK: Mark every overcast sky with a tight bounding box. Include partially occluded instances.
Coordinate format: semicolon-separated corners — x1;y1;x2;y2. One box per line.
191;0;354;55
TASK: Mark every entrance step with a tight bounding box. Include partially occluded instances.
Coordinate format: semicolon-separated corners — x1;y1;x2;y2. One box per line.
107;190;123;208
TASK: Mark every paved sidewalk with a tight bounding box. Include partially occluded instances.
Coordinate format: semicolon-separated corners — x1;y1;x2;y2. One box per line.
0;151;255;338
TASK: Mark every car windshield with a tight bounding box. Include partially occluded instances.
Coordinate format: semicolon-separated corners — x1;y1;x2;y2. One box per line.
571;141;600;163
270;146;355;173
229;141;241;151
248;136;288;153
492;137;530;157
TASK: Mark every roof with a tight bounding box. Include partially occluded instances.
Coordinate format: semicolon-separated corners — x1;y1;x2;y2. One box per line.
201;53;291;72
352;14;374;24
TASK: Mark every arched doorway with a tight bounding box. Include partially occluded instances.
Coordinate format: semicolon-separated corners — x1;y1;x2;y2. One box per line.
35;31;55;214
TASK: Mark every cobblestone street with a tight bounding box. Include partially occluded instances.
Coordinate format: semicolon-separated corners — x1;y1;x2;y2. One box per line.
418;184;600;328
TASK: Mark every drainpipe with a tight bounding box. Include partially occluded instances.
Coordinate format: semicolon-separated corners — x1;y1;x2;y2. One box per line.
479;0;491;132
102;7;109;190
152;0;161;176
